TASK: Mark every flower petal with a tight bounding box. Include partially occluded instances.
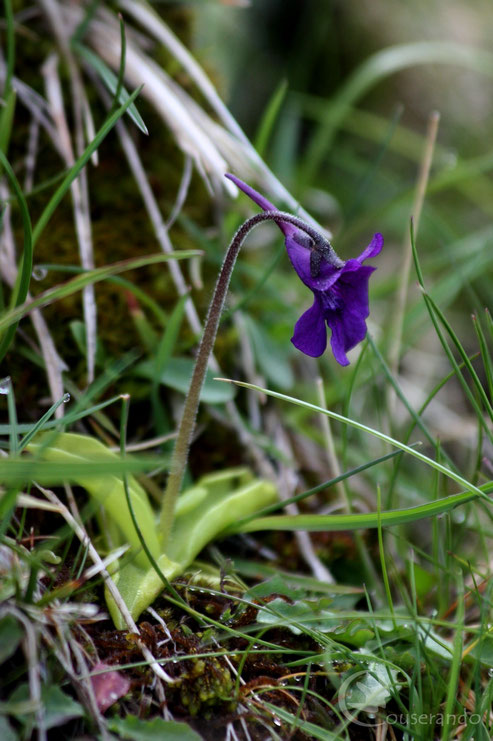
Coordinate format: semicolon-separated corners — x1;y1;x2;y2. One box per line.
355;233;384;264
225;174;382;366
291;297;327;357
327;316;354;366
90;662;130;713
327;303;368;365
284;233;342;292
226;173;343;291
325;266;376;365
336;264;376;318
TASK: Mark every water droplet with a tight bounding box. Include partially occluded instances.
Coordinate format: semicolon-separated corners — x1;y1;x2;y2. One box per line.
0;377;11;395
443;151;458;169
430;609;438;618
62;393;70;403
32;266;48;281
488;668;493;678
273;717;282;727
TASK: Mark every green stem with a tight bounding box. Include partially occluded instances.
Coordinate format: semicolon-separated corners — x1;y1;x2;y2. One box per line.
159;209;333;546
3;0;15;98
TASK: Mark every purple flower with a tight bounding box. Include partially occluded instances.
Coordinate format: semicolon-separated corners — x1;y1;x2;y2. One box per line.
225;173;383;366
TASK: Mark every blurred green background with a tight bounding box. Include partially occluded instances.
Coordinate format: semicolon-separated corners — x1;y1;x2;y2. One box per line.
196;0;493;144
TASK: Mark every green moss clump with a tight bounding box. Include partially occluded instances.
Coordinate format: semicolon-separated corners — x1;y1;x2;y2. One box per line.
177;656;235;717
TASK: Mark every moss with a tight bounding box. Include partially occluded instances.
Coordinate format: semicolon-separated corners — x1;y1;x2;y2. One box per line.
177;656;235;717
6;2;227;428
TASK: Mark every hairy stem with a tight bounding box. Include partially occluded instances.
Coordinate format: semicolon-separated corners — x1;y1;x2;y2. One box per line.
159;209;333;546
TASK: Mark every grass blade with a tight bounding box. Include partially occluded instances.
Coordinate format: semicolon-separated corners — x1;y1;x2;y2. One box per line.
0;150;33;362
32;85;143;246
303;41;493;183
216;378;488;502
0;395;122;436
472;313;493;402
422;290;493;423
19;394;70;452
0;251;199;334
410;224;493;442
486;308;493;342
0;457;162;484
254;79;288;157
74;43;148;135
233;485;491;534
2;0;14;97
377;486;395;618
151;292;188;433
6;378;18;456
232;444;420;528
441;572;464;741
368;334;455;466
35;265;168;325
113;15;127;117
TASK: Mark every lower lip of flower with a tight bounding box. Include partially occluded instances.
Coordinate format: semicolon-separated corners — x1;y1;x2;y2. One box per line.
319;290;343;313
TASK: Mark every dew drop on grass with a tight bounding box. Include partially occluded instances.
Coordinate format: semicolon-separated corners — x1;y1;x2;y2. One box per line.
0;377;11;394
443;151;458;169
32;266;48;280
488;668;493;678
63;393;70;403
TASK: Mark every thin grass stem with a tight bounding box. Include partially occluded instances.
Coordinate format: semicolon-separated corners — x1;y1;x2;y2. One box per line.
112;15;126;115
377;486;395;620
0;151;33;363
388;111;440;384
31;86;142;247
315;378;348;509
441;571;464;741
2;0;15;96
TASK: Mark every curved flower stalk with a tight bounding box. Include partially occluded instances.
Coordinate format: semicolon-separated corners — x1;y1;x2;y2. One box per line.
226;174;383;366
162;178;382;550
